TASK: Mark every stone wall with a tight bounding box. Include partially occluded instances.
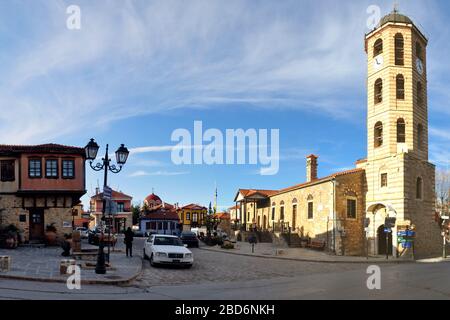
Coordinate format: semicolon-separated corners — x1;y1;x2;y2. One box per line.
0;194;74;242
404;155;441;258
334;171;367;256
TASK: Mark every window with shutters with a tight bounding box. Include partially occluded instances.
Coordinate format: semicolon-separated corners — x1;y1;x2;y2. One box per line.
374;39;383;57
347;199;357;219
395;34;404;65
396;75;405;100
397;118;406;143
374;122;383;148
374;79;383;104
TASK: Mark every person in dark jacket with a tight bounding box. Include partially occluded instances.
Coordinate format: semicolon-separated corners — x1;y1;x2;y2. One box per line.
124;227;134;257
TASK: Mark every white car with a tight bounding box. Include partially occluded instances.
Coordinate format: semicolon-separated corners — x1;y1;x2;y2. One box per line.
143;234;194;268
76;227;89;239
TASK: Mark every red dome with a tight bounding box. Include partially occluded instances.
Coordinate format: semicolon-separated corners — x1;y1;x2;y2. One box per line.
145;193;162;203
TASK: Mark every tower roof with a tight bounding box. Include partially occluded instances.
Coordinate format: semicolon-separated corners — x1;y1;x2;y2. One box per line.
145;193;162;203
378;12;413;28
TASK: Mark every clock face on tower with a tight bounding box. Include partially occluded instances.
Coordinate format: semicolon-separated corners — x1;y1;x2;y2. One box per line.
416;58;424;75
373;55;384;70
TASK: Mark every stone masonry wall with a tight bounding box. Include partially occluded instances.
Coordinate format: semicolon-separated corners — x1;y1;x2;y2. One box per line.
0;194;74;242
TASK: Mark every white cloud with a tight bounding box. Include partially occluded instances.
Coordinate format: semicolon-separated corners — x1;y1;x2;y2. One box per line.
129;170;189;177
430;127;450;141
0;0;370;144
0;0;448;145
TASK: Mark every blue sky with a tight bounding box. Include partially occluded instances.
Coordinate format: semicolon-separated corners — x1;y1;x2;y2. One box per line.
1;0;449;210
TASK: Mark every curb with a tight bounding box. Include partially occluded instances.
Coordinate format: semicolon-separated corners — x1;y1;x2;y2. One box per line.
0;257;144;286
198;246;415;264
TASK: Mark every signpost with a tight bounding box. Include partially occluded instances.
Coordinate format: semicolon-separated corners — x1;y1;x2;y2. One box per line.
103;186;112;200
441;215;449;259
384;217;396;260
397;226;416;259
103;186;113;262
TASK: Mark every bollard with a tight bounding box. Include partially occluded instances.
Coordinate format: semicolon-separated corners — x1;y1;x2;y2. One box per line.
0;256;11;272
60;259;76;275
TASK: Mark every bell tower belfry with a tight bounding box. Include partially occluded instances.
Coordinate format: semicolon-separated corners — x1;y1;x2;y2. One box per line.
362;10;440;258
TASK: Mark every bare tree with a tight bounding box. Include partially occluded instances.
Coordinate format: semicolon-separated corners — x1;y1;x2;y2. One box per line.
436;168;450;215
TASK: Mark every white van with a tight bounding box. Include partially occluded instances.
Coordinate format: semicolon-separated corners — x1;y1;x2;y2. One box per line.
190;227;207;236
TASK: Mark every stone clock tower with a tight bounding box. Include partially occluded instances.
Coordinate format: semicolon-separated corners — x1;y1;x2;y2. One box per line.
361;10;440;257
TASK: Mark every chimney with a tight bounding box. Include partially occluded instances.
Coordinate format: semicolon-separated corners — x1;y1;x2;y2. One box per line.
306;154;318;182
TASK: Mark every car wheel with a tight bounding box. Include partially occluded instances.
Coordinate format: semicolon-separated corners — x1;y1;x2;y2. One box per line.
150;254;157;267
143;248;148;260
185;264;193;269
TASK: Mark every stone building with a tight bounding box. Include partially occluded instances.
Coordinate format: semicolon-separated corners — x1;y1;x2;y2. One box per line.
233;11;441;258
0;144;86;243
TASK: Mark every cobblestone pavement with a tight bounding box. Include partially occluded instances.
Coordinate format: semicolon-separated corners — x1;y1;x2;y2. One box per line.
0;241;141;284
130;242;366;288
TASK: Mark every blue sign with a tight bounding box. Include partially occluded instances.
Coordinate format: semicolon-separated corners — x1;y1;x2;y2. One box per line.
103;186;112;199
402;242;412;249
384;228;392;233
406;230;416;237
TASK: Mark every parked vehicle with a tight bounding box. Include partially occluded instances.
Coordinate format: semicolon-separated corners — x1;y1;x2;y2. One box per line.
143;234;193;268
76;227;89;239
180;231;199;248
88;228;101;245
191;227;207;237
133;230;146;237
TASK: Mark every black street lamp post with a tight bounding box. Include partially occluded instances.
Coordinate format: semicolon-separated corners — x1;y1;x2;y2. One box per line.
84;138;129;275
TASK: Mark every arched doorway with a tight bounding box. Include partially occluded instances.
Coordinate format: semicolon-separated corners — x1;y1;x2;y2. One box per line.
377;225;393;255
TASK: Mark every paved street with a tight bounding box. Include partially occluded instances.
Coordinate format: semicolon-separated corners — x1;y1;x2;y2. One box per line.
1;237;450;299
132;240;364;288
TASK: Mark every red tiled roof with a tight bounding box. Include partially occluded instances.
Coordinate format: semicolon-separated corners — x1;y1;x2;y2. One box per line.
145;193;161;203
229;204;241;210
214;212;231;220
277;168;365;195
141;210;180;221
239;189;279;197
182;203;207;210
0;143;85;155
355;158;368;165
91;190;132;200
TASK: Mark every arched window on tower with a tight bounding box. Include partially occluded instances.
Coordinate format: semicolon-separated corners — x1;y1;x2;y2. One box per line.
417;81;423;107
374;79;383;104
397;118;406;143
418;124;424;150
374;39;383;57
416;42;423;61
416;177;423;199
395;34;404;65
396;74;405;100
374;121;383;148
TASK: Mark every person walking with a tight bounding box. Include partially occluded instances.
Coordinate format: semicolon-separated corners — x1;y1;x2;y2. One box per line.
124;227;134;257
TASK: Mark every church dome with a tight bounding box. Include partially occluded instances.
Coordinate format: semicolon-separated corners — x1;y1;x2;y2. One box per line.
145;193;162;204
378;12;413;28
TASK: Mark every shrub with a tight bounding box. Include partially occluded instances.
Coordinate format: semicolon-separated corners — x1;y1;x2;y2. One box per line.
46;223;57;233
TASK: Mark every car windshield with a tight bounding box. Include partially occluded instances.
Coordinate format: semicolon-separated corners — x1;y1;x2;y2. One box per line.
153;237;184;246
